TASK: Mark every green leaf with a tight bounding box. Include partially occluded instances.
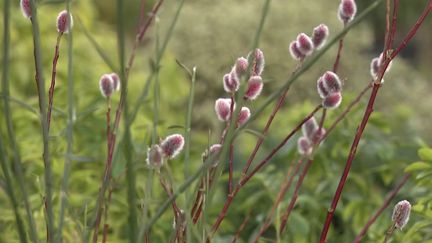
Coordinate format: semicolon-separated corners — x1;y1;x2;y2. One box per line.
404;161;431;173
418;147;432;161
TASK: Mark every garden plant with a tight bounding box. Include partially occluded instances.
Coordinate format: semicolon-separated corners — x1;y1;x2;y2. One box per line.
1;0;432;242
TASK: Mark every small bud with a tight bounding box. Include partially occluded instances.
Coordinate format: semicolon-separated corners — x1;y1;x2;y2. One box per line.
370;53;393;81
215;98;233;122
296;33;314;56
392;200;411;230
322;92;342;109
322;71;342;93
311;127;326;144
209;144;222;155
237;107;251;125
235;57;249;78
312;24;329;50
160;134;185;159
249;49;265;76
223;73;239;93
297;136;312;156
99;74;114;98
289;41;305;61
338;0;357;24
146;144;164;169
317;77;330;99
204;144;222;168
56;10;73;34
302;117;318;141
109;73;121;92
245;76;263;100
370;57;380;78
20;0;31;19
378;53;393;73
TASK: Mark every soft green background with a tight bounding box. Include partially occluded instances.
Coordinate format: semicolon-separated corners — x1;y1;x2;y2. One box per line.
1;0;431;242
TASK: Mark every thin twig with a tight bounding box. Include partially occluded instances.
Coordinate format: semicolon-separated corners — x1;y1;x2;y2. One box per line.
47;33;63;130
354;173;410;243
29;0;54;240
253;159;303;242
211;105;322;235
319;1;432;241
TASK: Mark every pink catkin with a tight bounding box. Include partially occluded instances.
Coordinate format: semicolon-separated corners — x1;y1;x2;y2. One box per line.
297;136;312;155
237;107;251;125
109;73;121;91
99;74;114;98
322;71;342;93
56;10;73;34
296;33;314;56
223;73;239;93
235;57;249;78
322;92;342;109
317;77;330;99
302;117;318;141
251;49;265;76
146;144;164;169
245;76;263;100
392;200;411;230
289;41;305;61
160;134;185;159
338;0;357;24
312;24;329;50
215;98;233;122
20;0;31;19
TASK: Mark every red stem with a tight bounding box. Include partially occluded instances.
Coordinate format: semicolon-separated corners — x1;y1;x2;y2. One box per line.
320;1;432;241
242;87;289;175
332;38;344;73
47;33;63;130
242;62;304;176
253;159;303;242
228;144;234;194
92;1;164;240
319;84;381;242
279;158;313;234
232;212;251;243
210;105;322;235
353;173;410;243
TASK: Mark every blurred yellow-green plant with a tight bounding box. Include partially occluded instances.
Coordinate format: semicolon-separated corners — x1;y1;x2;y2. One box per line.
1;0;432;242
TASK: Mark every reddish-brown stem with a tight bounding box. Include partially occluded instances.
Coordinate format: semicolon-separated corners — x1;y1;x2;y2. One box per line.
102;184;114;243
320;83;381;242
253;159;303;242
107;98;111;151
232;212;251;243
320;1;431;241
332;38;344;73
138;0;147;28
242;62;304;175
47;33;63;130
240;105;322;187
321;84;372;141
354;173;410;243
92;2;163;240
228;144;234;194
126;0;164;78
279;158;313;234
242;87;289;175
102;224;109;243
210;105;322;235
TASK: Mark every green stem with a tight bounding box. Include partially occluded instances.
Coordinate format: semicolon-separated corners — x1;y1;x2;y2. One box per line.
116;0;138;241
0;138;27;242
29;0;54;241
56;1;74;242
2;0;39;241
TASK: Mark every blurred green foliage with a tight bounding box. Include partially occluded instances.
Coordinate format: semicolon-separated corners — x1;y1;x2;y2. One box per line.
0;0;432;242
